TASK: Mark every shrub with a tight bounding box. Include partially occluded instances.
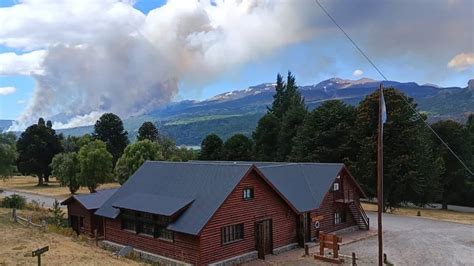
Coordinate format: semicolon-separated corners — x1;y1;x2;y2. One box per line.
2;194;26;209
48;199;66;227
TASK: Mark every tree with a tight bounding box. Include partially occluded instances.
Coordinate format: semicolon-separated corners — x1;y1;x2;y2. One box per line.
137;121;160;142
61;135;81;153
78;140;113;192
352;88;440;210
253;113;280;161
92;113;129;165
0;132;17;179
277;104;307;161
50;152;81;194
223;134;253;161
199;134;223;160
432;120;470;209
16;118;63;185
256;71;306;161
115;140;164;184
290;100;355;163
269;73;286;119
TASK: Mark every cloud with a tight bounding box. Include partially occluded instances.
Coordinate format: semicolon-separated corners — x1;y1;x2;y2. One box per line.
3;0;320;130
0;86;16;95
0;50;46;75
447;52;474;71
17;99;26;104
352;69;363;77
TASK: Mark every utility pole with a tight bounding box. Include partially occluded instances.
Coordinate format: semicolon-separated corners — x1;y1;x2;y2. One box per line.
377;84;384;266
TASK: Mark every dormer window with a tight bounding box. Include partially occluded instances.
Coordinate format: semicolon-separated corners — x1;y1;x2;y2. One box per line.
333;182;340;191
243;188;254;200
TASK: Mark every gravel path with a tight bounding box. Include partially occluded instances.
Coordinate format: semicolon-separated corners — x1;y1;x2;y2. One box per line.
0;189;62;208
340;212;474;265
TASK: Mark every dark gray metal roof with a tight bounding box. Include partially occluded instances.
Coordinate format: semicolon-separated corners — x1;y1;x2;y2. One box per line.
95;161;253;235
193;161;345;212
61;188;118;210
112;193;193;216
257;163;344;212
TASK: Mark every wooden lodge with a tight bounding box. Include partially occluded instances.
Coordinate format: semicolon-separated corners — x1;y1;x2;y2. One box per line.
63;161;368;265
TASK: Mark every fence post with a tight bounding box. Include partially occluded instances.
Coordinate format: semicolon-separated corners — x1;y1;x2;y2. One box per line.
12;208;17;222
28;217;32;227
352;252;357;266
304;244;309;256
41;220;47;232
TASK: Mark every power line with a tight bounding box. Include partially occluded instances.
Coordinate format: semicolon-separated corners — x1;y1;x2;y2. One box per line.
314;0;473;176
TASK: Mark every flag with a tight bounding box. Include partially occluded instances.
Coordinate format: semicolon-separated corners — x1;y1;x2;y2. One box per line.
381;90;387;125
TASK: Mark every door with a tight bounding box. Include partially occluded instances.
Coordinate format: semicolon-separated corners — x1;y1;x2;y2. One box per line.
255;219;273;259
297;213;312;246
70;215;79;234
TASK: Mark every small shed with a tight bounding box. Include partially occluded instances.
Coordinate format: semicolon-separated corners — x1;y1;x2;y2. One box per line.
61;188;117;236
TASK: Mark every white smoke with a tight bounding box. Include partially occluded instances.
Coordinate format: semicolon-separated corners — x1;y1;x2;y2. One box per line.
2;0;317;131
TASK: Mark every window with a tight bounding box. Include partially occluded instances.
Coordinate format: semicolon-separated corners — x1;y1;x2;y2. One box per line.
120;210;174;241
221;223;244;244
333;182;340;191
334;211;346;225
243;188;254;200
156;227;174;240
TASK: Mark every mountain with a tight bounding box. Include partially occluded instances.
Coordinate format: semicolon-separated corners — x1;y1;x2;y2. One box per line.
3;78;473;145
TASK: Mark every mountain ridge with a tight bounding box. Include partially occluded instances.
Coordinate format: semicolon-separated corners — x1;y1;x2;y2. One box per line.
2;77;472;145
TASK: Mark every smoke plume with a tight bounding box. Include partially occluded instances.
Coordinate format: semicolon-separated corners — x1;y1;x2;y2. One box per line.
4;0;316;130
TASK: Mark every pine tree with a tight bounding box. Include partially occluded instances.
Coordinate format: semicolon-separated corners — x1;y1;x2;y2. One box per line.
137;121;160;142
253;113;280;161
92;113;129;165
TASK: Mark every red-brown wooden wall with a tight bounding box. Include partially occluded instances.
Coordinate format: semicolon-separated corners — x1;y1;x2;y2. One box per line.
199;169;299;265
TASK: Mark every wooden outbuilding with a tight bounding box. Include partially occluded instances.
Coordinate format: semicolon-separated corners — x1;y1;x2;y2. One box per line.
61;188;117;236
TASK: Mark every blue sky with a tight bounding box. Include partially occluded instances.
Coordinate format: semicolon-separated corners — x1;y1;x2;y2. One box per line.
0;0;472;123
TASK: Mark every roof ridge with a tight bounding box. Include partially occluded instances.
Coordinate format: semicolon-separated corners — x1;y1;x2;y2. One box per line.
145;160;253;166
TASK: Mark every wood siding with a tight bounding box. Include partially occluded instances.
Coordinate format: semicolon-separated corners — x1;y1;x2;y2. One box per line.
199;170;299;265
310;169;360;237
67;200;94;236
104;218;201;264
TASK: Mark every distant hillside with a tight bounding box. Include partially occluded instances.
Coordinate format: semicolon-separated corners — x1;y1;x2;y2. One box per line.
4;78;473;145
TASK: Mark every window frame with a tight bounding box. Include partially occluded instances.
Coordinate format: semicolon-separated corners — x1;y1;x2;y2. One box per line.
221;223;244;245
243;187;254;200
334;211;346;225
120;209;174;242
333;182;340;191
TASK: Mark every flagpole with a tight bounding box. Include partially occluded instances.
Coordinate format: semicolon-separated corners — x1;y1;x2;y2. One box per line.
377;83;384;266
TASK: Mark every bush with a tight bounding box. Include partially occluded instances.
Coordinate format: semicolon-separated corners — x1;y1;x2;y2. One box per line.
2;194;26;209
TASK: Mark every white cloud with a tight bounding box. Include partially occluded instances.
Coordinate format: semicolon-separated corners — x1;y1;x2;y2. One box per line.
0;86;16;95
17;99;26;104
352;69;364;77
0;50;46;75
447;52;474;71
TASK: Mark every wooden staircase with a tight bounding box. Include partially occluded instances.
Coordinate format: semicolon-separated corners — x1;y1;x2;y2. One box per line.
348;202;369;230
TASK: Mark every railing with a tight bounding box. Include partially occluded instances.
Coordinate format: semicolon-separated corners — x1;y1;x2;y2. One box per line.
353;202;369;229
11;208;48;231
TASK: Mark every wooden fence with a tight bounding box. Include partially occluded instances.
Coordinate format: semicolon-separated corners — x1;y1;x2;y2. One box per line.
11;208;48;231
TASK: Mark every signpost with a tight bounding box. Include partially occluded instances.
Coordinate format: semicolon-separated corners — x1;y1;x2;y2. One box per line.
32;246;49;266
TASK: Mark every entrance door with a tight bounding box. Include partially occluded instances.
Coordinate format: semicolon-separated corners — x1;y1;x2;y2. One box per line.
70;215;79;234
297;213;312;246
256;219;273;259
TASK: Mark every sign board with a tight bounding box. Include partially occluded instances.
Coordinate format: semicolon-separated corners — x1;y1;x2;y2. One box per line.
312;215;324;222
32;246;49;257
